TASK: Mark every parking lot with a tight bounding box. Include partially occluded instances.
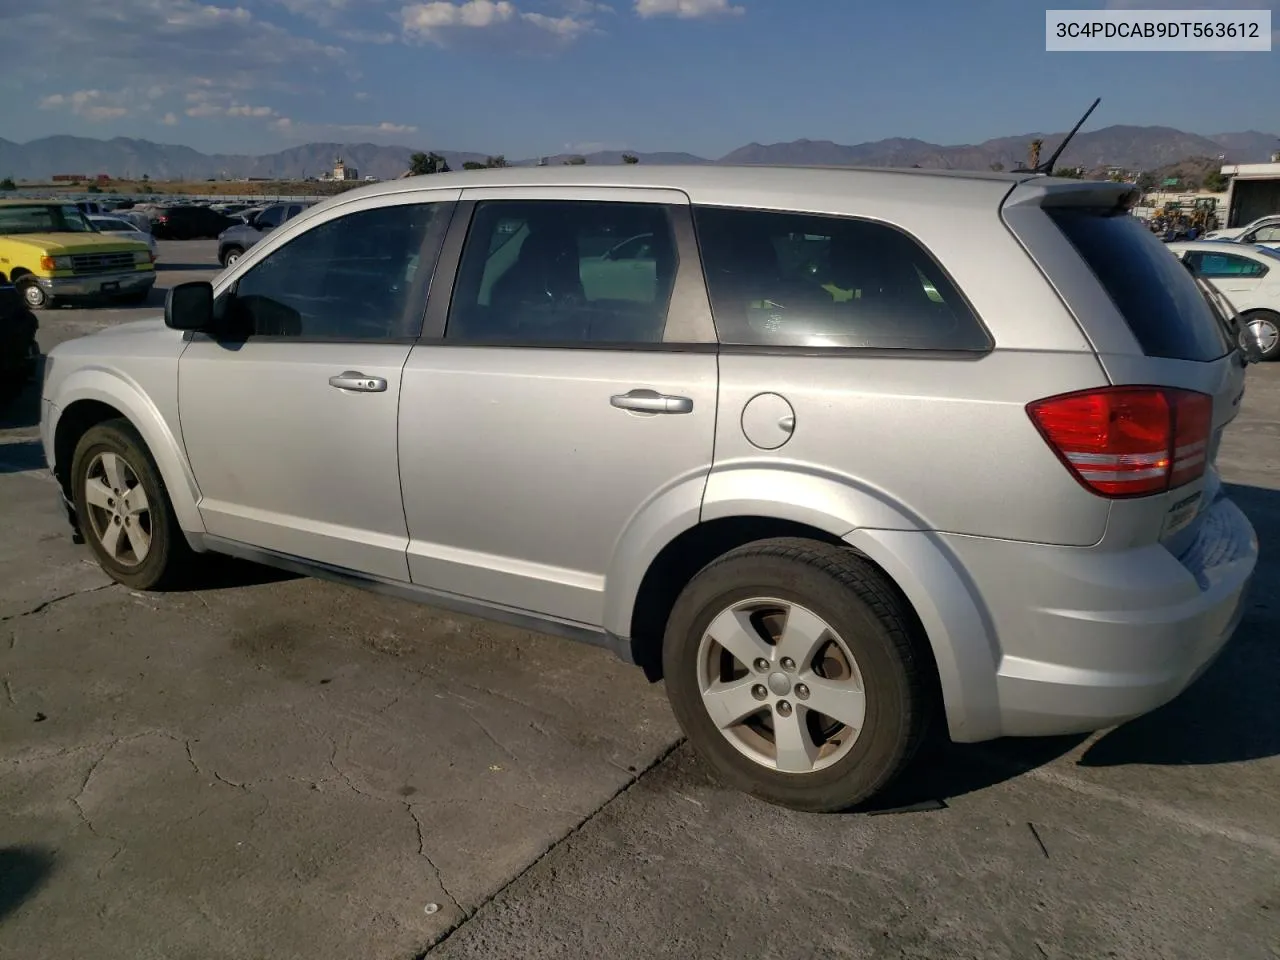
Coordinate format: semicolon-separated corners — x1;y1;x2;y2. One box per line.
2;240;1278;960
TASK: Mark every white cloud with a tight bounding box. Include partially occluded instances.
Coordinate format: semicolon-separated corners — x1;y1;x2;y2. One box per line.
633;0;742;18
272;117;418;137
336;28;398;43
38;88;132;121
226;104;277;117
401;0;594;46
162;112;179;125
0;0;348;113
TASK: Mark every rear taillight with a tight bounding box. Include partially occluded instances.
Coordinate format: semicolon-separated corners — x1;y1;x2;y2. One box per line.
1027;386;1213;498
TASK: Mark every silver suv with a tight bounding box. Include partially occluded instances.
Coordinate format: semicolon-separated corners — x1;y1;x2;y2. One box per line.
38;166;1259;812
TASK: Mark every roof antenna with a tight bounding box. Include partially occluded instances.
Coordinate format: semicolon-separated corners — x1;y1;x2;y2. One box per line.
1013;98;1101;175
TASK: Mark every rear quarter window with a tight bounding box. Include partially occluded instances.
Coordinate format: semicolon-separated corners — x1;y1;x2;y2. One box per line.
692;206;990;351
1047;208;1230;362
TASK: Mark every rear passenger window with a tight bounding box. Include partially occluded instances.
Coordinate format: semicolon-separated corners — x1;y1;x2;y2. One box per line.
1187;251;1269;278
1047;208;1230;363
692;206;989;351
447;200;678;344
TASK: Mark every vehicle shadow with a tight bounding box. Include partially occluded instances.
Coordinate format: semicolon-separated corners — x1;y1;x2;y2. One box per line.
156;263;221;272
0;846;55;923
0;381;41;432
857;481;1280;813
0;439;43;474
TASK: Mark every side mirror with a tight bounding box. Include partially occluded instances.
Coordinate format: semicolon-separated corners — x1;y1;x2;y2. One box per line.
165;281;214;332
258;221;275;233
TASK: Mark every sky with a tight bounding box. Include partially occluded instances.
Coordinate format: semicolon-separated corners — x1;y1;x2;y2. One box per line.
0;0;1277;160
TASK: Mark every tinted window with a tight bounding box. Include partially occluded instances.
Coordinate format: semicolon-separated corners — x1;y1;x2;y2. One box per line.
447;200;678;344
1048;209;1230;362
692;206;988;350
218;201;452;340
1247;225;1280;244
256;206;286;229
1186;251;1269;278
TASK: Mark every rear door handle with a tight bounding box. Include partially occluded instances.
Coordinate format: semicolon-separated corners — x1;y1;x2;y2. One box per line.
328;371;387;393
610;388;693;415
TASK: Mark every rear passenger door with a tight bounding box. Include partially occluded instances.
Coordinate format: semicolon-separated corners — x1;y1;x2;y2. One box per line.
1185;249;1269;303
397;188;718;627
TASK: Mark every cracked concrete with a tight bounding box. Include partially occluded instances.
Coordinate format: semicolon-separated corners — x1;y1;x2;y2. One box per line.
2;244;1279;959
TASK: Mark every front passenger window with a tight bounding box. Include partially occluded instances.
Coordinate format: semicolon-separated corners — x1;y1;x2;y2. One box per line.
218;201;453;340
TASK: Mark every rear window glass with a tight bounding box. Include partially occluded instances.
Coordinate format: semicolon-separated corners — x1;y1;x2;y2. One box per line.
693;206;990;351
1047;208;1230;362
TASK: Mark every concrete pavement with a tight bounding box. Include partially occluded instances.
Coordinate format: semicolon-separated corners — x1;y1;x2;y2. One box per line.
1;241;1278;959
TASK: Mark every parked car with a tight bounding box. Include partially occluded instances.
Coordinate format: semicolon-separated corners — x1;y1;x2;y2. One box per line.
75;200;107;217
1168;240;1280;360
39;166;1258;812
0;281;39;408
0;199;156;309
148;205;237;240
1202;213;1280;242
88;214;159;262
217;201;314;266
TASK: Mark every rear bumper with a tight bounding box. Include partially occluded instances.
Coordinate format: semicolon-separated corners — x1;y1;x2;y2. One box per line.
37;270;155;298
939;494;1257;739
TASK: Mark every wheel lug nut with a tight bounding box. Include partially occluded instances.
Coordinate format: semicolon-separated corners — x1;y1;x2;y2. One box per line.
753;658;769;673
776;700;793;717
751;684;767;701
781;657;796;672
795;683;810;700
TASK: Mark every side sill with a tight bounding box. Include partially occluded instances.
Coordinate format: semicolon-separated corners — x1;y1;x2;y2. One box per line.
200;535;635;663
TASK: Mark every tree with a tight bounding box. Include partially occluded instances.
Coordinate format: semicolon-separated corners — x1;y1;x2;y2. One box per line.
1203;171;1229;193
484;155;509;168
409;151;449;176
622;154;639;165
563;155;587;166
0;176;15;191
462;161;486;170
1055;166;1085;179
988;161;1004;172
86;183;103;193
141;173;150;182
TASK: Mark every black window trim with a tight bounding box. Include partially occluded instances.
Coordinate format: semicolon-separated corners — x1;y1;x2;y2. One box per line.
189;197;460;346
689;202;996;359
417;197;718;351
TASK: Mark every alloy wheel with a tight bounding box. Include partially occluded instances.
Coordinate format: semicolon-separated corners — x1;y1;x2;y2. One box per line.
83;451;153;567
696;598;866;774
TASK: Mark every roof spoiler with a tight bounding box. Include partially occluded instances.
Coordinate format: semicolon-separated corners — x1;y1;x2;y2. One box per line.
1003;178;1139;213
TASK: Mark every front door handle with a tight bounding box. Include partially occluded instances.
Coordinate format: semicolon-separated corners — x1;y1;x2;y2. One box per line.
610;388;694;415
329;371;387;393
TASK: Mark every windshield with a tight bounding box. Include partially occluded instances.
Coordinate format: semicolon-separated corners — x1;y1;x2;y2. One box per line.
0;204;96;234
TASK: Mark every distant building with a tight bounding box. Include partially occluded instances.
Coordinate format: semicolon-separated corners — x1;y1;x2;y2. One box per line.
52;174;88;182
332;157;360;181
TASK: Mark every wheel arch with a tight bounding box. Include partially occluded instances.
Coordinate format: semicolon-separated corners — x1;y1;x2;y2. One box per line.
52;373;206;544
610;468;1000;743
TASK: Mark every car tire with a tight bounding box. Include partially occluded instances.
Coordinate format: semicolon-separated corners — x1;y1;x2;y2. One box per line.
662;538;931;812
16;276;50;310
220;246;244;268
71;419;195;590
1241;310;1280;361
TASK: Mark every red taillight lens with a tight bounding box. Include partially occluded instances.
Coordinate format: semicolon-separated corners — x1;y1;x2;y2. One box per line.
1027;386;1213;498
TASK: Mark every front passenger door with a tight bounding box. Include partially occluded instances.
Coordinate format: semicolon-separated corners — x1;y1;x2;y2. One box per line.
177;193;458;580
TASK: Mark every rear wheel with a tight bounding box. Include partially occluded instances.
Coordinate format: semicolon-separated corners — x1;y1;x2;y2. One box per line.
71;420;194;590
1242;310;1280;361
662;538;931;812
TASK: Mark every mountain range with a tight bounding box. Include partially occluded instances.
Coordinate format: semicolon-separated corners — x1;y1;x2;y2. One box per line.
1;126;1276;182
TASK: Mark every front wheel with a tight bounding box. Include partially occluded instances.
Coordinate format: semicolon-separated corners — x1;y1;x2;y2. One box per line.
1241;310;1280;361
220;246;243;268
662;538;932;812
71;419;194;590
16;277;50;310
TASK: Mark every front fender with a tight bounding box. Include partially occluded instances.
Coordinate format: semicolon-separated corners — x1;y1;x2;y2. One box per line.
51;365;206;540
